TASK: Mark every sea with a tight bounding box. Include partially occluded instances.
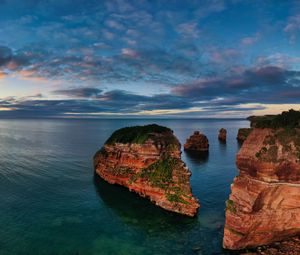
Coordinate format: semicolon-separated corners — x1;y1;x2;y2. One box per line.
0;118;250;255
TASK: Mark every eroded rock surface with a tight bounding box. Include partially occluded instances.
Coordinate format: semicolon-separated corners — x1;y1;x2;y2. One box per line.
94;124;200;217
240;236;300;255
184;131;209;152
223;127;300;250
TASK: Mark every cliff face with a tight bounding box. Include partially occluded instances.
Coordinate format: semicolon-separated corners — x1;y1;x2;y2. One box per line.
223;128;300;250
94;125;200;217
237;128;253;143
184;131;209;151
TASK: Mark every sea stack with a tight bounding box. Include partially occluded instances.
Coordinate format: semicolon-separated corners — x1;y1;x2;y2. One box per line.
236;128;252;143
218;128;227;142
93;124;200;217
184;131;209;152
223;110;300;250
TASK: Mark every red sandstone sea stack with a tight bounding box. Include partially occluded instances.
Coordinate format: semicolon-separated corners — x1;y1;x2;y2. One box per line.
223;110;300;250
184;131;209;152
93;124;200;217
218;128;227;142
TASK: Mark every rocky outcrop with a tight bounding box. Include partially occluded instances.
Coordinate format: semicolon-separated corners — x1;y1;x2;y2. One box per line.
237;128;253;143
218;128;227;142
184;131;209;152
93;124;200;217
240;236;300;255
223;127;300;250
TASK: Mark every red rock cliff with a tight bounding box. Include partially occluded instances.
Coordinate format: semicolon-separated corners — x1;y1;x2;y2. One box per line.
236;128;253;143
218;128;227;142
223;128;300;250
94;124;200;217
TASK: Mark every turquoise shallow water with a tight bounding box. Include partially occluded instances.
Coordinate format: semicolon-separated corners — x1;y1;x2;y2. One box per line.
0;119;249;255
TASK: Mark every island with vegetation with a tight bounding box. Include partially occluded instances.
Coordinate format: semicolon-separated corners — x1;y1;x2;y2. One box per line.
93;124;200;217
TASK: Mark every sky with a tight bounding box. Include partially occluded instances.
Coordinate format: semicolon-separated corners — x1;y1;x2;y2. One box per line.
0;0;299;118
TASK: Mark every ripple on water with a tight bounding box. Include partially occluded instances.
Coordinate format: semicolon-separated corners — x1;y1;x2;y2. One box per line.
0;119;247;255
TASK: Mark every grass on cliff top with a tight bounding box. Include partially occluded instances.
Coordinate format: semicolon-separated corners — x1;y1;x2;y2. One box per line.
105;124;173;145
247;109;300;128
238;128;253;137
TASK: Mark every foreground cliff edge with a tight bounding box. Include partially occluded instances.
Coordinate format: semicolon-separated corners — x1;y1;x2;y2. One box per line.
223;109;300;250
93;124;200;217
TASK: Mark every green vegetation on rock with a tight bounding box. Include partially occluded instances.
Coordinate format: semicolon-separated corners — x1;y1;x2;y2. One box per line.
137;157;177;189
110;167;134;176
166;193;189;205
227;227;245;237
226;199;237;214
255;145;278;163
237;128;253;142
257;128;300;162
105;124;174;145
129;157;190;204
248;109;300;128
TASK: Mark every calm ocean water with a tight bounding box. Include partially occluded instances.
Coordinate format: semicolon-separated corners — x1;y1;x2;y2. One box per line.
0;119;249;255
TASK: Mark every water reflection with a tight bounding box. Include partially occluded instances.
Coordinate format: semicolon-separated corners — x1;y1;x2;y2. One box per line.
218;139;227;145
93;173;198;233
218;140;227;156
184;150;209;164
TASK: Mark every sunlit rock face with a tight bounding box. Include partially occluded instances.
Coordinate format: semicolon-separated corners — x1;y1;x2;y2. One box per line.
184;131;209;152
223;127;300;250
93;124;200;217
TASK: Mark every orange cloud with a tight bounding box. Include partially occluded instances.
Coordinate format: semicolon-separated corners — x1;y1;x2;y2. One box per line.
17;70;48;83
0;72;6;79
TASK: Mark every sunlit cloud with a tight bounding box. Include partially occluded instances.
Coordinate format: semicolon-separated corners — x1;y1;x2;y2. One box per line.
0;0;298;118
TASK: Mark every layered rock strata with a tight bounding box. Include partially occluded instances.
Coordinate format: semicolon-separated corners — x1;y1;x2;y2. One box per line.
94;124;200;217
184;131;209;152
223;127;300;250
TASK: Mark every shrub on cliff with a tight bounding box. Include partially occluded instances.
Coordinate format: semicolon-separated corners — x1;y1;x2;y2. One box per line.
105;124;173;144
248;109;300;128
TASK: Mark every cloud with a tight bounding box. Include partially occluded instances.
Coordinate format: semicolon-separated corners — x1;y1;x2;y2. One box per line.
0;71;6;78
52;88;103;98
284;14;300;43
172;65;300;105
0;46;12;66
209;48;240;64
0;44;202;85
0;0;299;118
176;22;200;38
195;0;226;18
256;53;300;68
121;48;139;58
241;33;260;45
